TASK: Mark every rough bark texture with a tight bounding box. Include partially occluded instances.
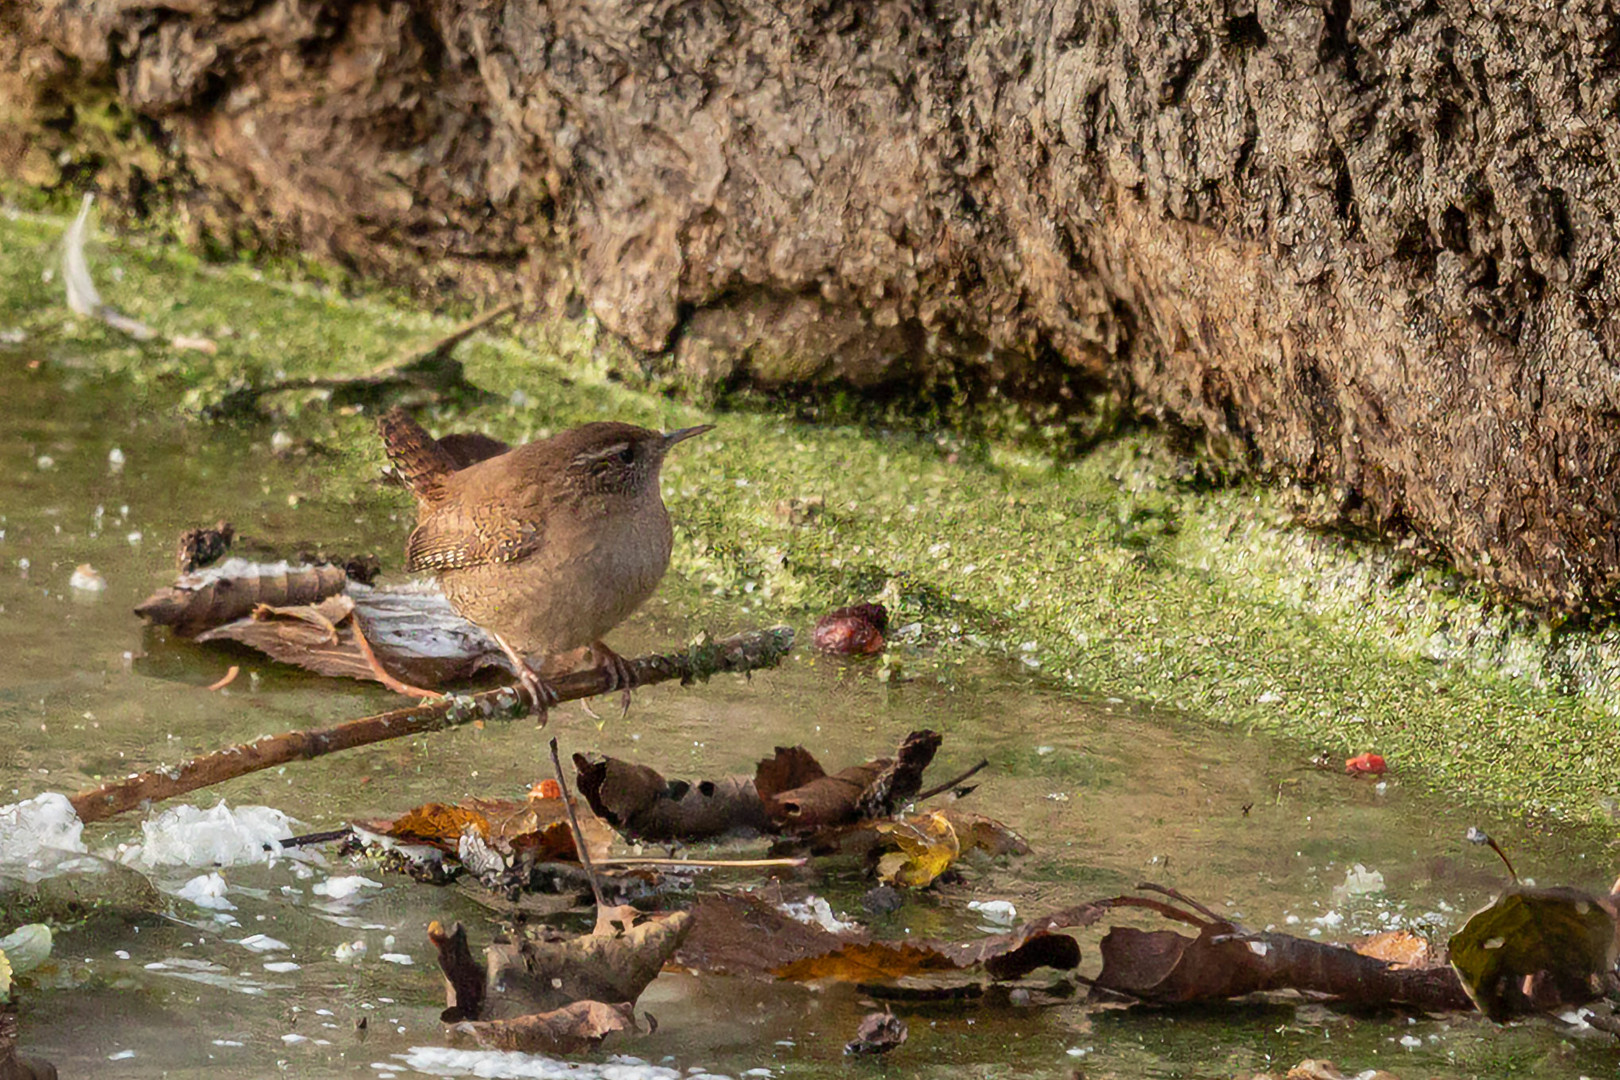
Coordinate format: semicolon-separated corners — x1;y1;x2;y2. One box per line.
6;0;1620;611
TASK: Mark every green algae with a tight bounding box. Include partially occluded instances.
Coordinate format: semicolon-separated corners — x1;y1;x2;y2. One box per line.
3;203;1619;834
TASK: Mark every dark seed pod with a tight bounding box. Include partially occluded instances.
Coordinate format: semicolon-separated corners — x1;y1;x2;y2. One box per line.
812;602;888;655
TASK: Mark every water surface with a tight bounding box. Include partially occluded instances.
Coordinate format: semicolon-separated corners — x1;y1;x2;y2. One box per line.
0;354;1612;1079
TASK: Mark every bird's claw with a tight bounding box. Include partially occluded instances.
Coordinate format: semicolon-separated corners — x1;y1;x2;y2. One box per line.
515;665;561;725
592;642;637;718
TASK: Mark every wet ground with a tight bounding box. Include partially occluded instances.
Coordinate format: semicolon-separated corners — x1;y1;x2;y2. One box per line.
1;341;1617;1080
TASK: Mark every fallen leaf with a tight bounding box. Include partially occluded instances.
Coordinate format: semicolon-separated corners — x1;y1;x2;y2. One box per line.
677;893;1093;985
1089;889;1472;1010
1352;930;1432;969
875;811;960;887
573;754;770;842
872;808;1030;888
577;732;947;844
361;793;612;866
429;911;690;1022
844;1010;907;1055
136;558;349;636
1448;884;1619;1021
759;730;940;832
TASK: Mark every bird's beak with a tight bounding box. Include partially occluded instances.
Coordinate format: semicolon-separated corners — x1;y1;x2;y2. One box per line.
662;424;715;448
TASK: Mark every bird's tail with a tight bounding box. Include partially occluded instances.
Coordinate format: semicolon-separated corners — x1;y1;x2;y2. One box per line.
377;407;459;505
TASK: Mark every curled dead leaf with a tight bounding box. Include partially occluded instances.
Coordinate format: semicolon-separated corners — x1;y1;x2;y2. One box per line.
573;754;770;842
136;559;348;636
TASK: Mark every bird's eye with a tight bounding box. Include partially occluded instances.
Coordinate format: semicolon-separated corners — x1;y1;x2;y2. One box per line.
616;445;636;464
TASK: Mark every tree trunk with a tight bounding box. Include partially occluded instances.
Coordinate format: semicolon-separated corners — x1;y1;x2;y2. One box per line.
6;0;1620;612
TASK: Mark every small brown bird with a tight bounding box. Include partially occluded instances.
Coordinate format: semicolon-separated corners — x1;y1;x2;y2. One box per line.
378;407;712;717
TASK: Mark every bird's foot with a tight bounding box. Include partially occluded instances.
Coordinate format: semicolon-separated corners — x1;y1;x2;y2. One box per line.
590;641;637;718
490;631;560;723
515;663;562;724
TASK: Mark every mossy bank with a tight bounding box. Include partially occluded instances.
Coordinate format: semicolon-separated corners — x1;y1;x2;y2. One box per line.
4;204;1619;834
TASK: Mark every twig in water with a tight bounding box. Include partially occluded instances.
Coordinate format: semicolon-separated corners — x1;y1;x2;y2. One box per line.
68;626;793;824
913;758;989;803
550;736;606;912
595;856;808;869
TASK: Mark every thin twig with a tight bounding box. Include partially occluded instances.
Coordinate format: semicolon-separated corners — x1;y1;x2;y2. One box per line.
281;828;354;849
550;736;607;912
913;758;989;802
69;627;793;824
596;856;808;869
1134;882;1229;925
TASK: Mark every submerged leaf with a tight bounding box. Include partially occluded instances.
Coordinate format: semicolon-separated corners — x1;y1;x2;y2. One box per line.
678;892;1090;986
449;999;632;1054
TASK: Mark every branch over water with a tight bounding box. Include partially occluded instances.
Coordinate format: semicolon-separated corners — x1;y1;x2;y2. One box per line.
70;627;794;824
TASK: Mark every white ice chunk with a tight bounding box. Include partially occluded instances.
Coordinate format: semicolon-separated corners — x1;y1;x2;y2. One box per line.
175;871;236;910
967;899;1018;926
120;801;296;869
314;876;384;901
0;793;87;865
777;896;858;935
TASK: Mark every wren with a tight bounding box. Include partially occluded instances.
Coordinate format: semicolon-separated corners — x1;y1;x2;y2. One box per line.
377;407;712;718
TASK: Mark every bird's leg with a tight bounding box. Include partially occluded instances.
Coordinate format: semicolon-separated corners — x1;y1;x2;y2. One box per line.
490;632;560;722
589;640;638;717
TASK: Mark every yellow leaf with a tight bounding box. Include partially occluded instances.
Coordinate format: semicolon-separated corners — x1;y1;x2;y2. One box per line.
875;811;960;888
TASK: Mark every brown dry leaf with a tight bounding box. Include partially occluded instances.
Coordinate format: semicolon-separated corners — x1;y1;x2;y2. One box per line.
1447;884;1619;1021
675;893;858;978
573;754;770;842
450;1000;631;1054
758;730;940;833
1090;890;1472;1010
136;558;348;636
254;593;354;642
1352;930;1433;969
576;732;945;844
484;911;689;1018
430;911;689;1023
946;809;1032;859
677;892;1090;985
362;794;612;865
372;802;492;854
197;582;506;689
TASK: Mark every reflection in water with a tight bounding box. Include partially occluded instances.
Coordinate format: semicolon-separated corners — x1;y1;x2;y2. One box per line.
0;358;1613;1079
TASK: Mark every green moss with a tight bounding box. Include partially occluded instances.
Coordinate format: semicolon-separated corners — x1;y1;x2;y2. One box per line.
4;204;1619;833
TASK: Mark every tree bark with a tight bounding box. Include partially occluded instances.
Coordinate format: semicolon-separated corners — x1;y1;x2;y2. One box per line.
6;0;1620;611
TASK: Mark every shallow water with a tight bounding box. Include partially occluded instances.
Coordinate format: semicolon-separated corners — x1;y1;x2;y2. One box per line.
1;353;1615;1079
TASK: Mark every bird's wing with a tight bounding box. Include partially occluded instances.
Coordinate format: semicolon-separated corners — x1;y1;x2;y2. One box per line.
404;502;545;572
